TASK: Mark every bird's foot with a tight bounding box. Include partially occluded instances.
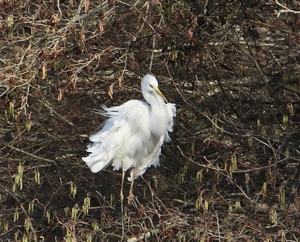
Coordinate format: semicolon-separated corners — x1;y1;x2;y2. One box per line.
127;193;136;204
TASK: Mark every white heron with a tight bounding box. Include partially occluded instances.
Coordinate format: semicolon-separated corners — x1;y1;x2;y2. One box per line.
82;74;176;206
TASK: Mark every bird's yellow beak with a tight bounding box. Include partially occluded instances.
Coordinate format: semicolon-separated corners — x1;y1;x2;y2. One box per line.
152;86;168;103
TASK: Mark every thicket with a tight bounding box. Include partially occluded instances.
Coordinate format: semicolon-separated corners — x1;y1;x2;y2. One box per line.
1;0;300;241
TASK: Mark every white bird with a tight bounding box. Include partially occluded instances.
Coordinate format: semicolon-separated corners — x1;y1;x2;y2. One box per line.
82;74;176;205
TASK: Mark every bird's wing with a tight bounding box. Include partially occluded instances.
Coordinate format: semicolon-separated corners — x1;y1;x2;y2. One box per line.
128;135;164;181
128;102;176;181
164;103;176;142
82;100;150;173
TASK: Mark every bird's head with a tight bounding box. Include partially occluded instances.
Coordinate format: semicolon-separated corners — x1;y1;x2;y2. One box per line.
141;74;168;103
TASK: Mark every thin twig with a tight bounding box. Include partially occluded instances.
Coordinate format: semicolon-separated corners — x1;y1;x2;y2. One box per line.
38;99;79;131
275;0;300;17
2;142;61;172
0;184;38;242
57;0;62;18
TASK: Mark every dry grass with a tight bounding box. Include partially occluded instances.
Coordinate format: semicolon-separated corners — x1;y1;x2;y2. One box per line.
1;0;300;241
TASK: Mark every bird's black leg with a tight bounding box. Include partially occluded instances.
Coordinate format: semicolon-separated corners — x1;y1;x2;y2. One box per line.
120;170;125;240
128;170;135;204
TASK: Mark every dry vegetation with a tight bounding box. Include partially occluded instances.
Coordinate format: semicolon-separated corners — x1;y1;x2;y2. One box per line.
1;0;300;241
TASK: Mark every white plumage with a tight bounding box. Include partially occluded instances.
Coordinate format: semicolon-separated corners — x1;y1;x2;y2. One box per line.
82;74;176;202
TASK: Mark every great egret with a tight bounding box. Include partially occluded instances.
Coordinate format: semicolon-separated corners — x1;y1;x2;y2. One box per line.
82;74;176;205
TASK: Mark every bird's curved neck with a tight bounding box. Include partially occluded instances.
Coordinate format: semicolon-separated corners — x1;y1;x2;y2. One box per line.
147;95;165;111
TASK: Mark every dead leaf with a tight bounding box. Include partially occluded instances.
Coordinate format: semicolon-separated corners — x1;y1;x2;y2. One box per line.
108;83;115;99
80;29;85;42
108;0;115;7
42;63;47;80
57;89;63;101
118;76;124;91
188;28;193;42
99;21;104;33
70;75;77;90
84;0;90;12
4;94;10;104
